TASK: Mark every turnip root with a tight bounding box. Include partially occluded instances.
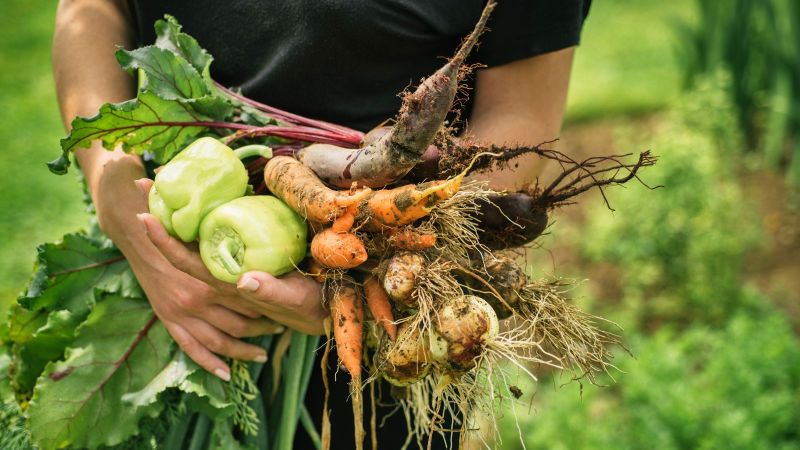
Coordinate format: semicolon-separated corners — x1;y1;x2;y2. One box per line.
382;252;425;308
465;255;527;319
430;295;499;374
296;2;496;188
382;323;432;387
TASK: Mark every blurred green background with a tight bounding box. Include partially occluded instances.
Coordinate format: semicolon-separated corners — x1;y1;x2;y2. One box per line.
1;0;798;448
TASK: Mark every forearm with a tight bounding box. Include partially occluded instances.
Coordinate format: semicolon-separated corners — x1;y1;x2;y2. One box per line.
465;48;575;191
53;0;161;269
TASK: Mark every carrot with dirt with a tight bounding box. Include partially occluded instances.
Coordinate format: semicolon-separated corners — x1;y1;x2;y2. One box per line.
309;208;368;269
263;155;371;224
264;154;466;230
307;258;328;283
387;227;437;251
354;173;465;230
311;228;368;269
363;275;398;341
329;282;366;450
295;1;496;188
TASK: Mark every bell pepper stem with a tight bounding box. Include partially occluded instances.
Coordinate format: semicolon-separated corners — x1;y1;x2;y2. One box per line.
233;145;273;160
217;237;243;275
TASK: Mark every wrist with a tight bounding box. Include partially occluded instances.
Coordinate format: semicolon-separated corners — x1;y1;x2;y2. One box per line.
85;154;164;273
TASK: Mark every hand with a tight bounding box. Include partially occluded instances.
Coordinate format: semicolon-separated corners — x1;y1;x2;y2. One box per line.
134;179;328;376
234;270;328;336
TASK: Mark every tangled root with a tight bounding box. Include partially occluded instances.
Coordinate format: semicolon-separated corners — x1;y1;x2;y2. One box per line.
516;279;625;384
419;181;495;262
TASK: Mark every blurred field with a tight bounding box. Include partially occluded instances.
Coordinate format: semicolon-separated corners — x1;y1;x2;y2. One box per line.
566;0;694;122
0;1;87;306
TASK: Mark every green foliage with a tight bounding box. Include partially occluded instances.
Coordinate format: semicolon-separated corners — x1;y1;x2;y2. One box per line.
1;229;302;449
0;401;34;450
21;232;140;311
100;390;187;450
0;351;11;402
122;350;234;418
8;232;138;396
27;296;171;450
502;305;800;450
581;76;761;327
52;90;223;174
49;15;235;175
677;0;800;184
228;359;261;436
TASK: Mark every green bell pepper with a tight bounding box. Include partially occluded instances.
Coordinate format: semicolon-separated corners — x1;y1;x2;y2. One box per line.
148;137;271;242
198;196;308;283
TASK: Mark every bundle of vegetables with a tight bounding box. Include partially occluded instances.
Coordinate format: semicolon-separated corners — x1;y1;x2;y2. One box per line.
1;2;657;449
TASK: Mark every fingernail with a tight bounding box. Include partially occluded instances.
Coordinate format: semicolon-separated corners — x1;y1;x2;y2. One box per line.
214;368;231;382
275;326;286;334
238;276;260;292
254;353;268;363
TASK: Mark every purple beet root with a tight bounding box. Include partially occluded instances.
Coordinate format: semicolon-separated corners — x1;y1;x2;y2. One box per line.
476;193;549;250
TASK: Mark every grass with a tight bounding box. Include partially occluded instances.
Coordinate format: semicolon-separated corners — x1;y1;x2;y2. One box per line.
566;0;695;122
0;1;88;307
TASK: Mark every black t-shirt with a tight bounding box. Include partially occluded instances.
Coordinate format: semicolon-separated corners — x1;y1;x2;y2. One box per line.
129;0;590;132
127;2;590;448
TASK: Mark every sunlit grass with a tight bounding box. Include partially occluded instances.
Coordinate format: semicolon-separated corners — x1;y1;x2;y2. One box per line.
566;0;695;122
0;1;88;308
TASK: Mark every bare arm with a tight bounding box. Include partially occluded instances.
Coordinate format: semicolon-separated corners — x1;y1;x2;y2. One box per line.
54;0;154;288
52;0;324;381
466;47;575;190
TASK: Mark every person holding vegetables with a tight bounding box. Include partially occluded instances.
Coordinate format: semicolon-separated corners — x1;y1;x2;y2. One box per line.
52;0;590;447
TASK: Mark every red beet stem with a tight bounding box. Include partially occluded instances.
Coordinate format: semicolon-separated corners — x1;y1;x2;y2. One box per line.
215;82;364;145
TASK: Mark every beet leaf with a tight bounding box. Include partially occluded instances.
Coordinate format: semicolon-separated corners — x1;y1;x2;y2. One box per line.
27;295;171;450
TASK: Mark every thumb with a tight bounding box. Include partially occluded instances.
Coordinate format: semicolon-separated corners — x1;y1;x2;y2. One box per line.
236;271;288;304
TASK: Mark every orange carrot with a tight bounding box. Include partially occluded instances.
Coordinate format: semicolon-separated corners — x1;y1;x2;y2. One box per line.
307;259;327;283
263;156;371;223
351;173;465;230
330;211;355;233
363;275;397;341
265;155;463;232
329;283;365;450
330;284;363;378
388;227;437;251
311;228;368;269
